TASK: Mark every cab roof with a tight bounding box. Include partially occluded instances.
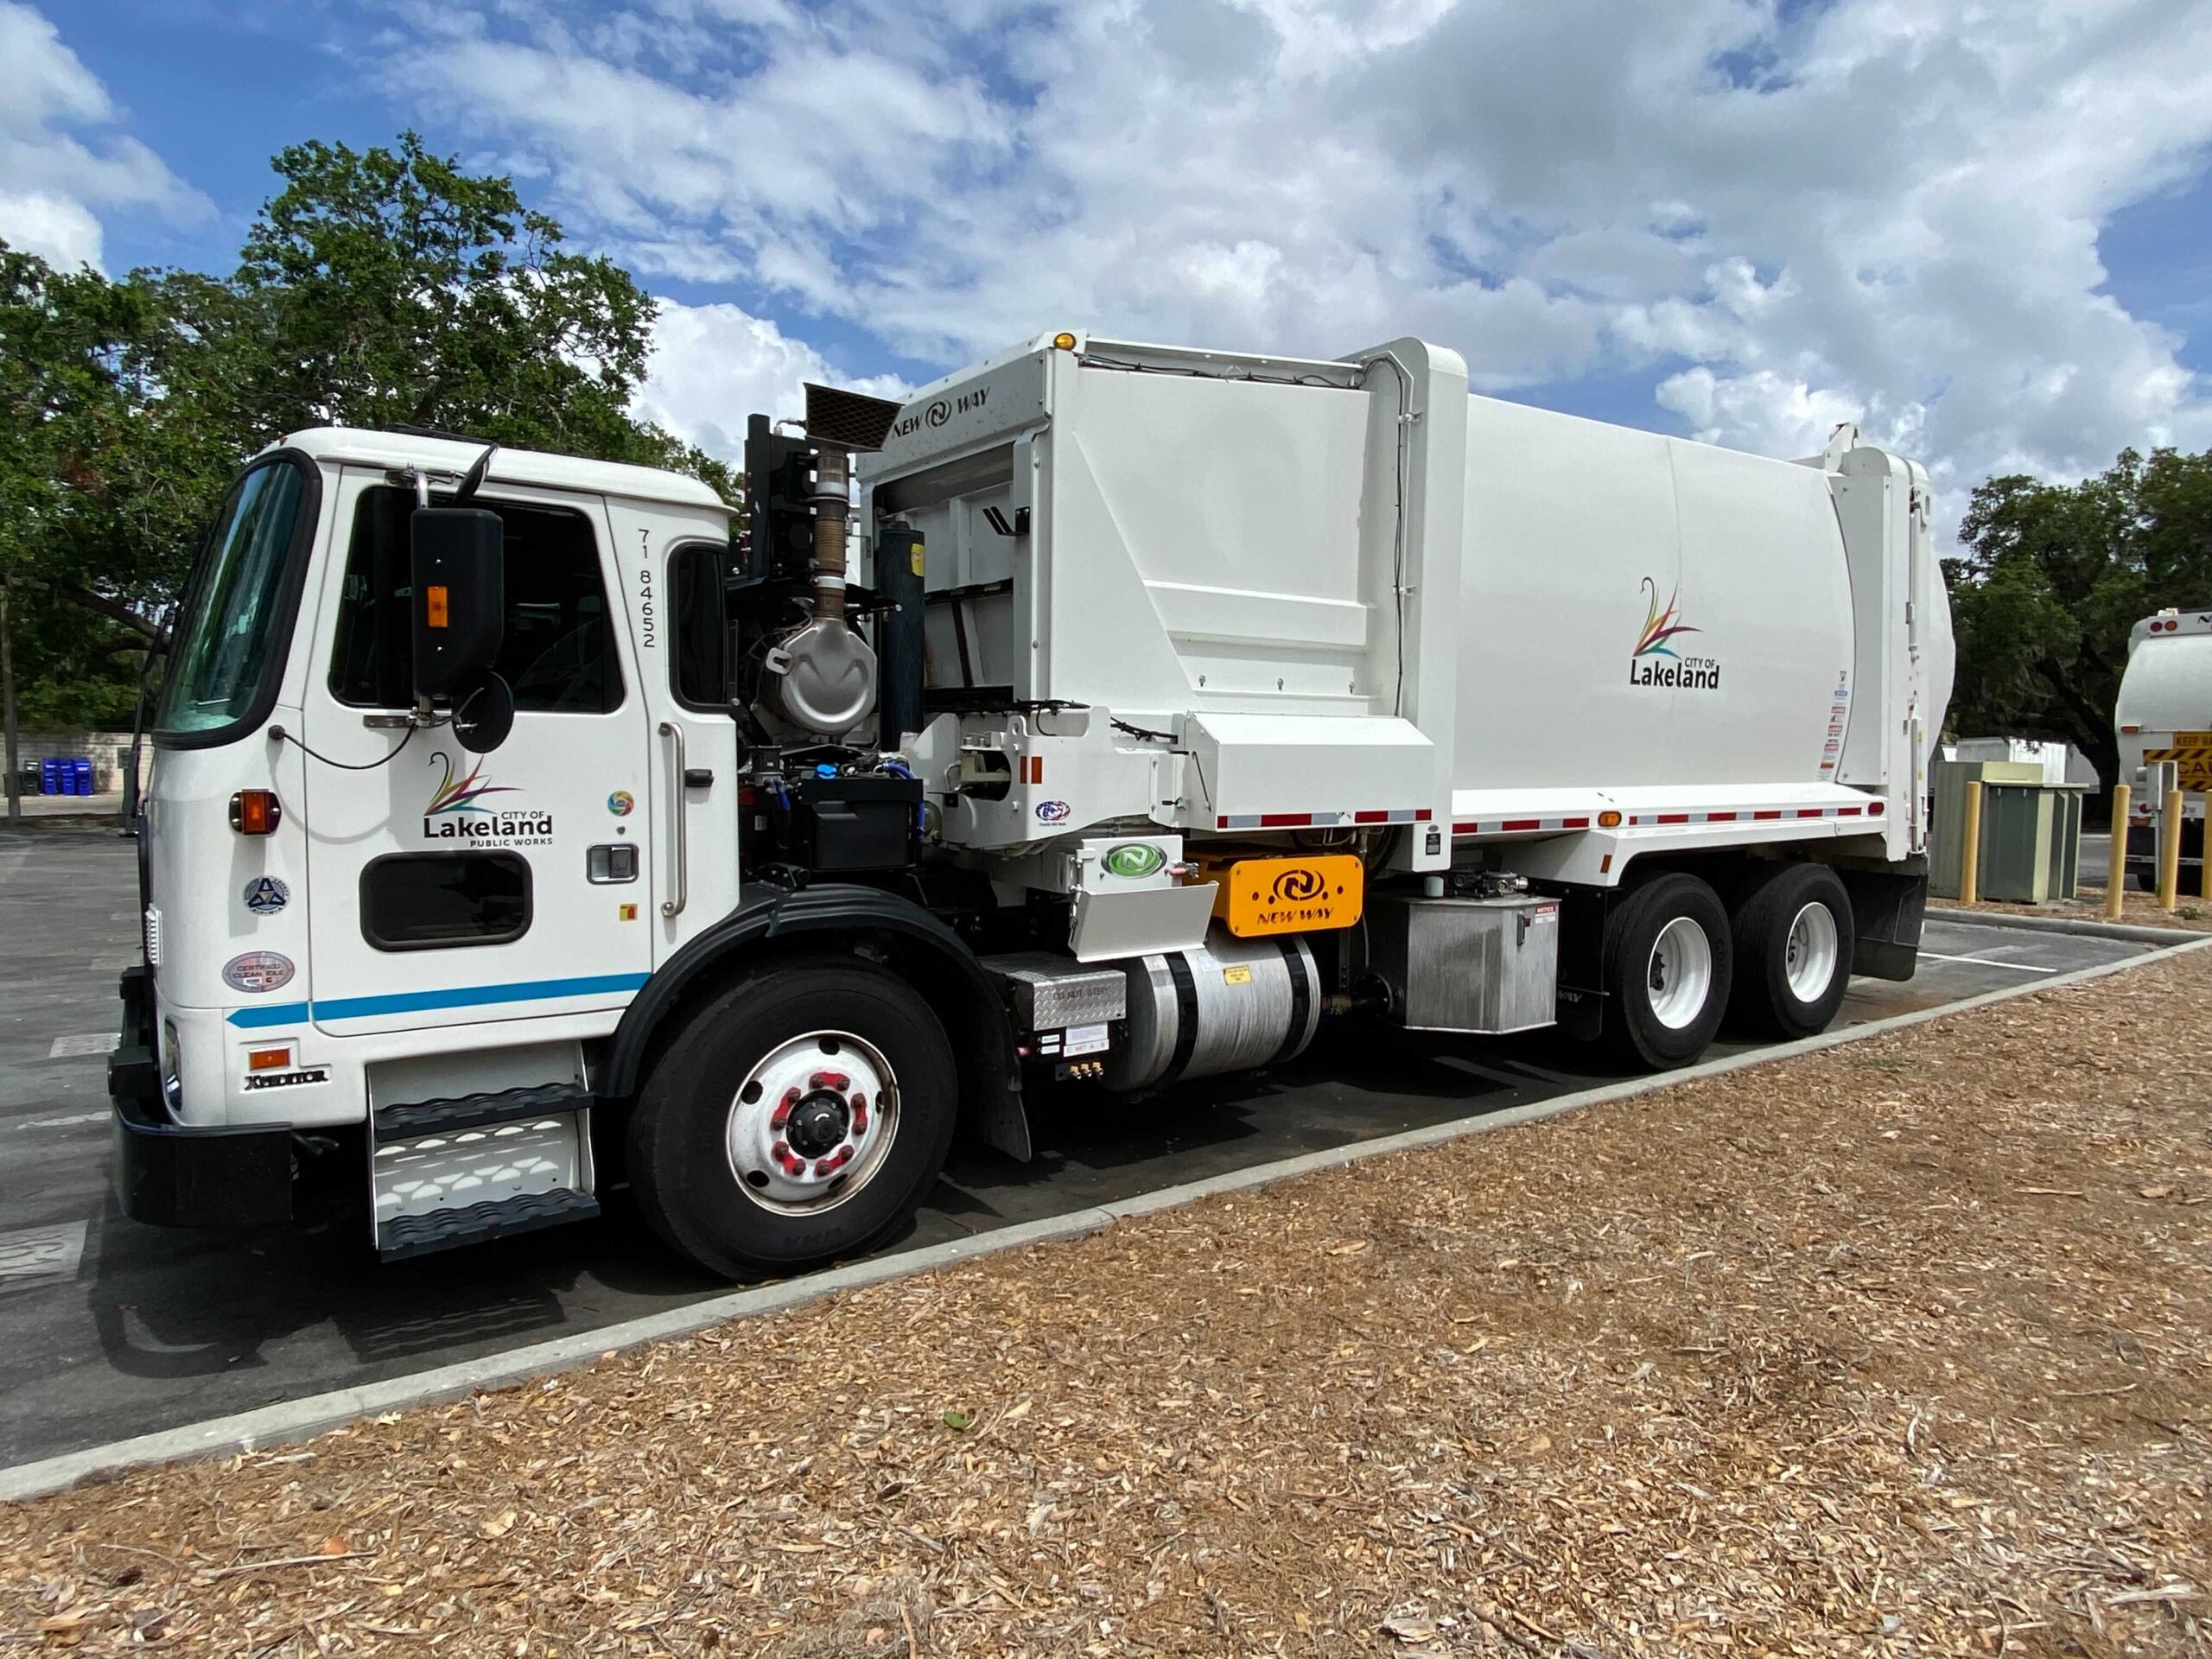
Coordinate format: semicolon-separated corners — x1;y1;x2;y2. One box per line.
267;427;730;515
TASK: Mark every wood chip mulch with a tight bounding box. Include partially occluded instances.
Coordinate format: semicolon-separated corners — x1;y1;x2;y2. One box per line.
6;950;2210;1656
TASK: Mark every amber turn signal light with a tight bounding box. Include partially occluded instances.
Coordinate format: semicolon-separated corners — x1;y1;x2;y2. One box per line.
246;1046;292;1071
1598;810;1623;828
229;789;282;836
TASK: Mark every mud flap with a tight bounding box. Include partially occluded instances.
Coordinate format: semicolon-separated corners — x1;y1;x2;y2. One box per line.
1840;863;1927;982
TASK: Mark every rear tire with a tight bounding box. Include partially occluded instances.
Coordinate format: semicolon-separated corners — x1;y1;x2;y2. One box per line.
1601;873;1732;1070
1726;862;1855;1039
627;961;959;1279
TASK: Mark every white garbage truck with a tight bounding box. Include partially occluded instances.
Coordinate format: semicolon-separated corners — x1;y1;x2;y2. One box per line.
111;331;1954;1276
2115;606;2212;890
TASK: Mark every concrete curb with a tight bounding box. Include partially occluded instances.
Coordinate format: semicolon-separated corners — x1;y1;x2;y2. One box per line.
1929;906;2202;946
6;929;2208;1506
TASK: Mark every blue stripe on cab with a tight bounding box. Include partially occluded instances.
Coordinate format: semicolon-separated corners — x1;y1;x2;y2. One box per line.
226;971;652;1028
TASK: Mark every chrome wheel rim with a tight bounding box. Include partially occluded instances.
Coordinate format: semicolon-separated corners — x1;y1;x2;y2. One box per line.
1646;915;1714;1031
1783;900;1840;1004
725;1029;899;1215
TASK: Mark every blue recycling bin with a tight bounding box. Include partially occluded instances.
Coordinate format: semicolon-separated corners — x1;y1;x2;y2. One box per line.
71;757;92;795
39;758;60;795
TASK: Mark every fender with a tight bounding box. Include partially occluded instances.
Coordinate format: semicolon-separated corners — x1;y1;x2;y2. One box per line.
603;882;1030;1161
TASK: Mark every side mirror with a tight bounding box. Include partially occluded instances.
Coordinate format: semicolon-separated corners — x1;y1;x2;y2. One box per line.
411;507;504;700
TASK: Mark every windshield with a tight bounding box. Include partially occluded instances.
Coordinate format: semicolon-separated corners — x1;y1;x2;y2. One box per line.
156;459;315;742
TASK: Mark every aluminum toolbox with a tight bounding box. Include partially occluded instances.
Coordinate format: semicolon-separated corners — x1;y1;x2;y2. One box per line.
1366;894;1560;1034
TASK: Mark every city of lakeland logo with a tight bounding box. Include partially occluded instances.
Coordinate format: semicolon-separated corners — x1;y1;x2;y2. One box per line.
423;753;554;845
1631;577;1721;690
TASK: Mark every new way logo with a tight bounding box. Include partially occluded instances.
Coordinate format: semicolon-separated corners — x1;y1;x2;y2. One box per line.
1630;578;1721;690
422;753;554;845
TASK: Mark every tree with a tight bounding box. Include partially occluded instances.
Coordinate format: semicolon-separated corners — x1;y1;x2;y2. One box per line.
199;132;732;493
0;131;741;784
1945;445;2212;792
0;246;163;815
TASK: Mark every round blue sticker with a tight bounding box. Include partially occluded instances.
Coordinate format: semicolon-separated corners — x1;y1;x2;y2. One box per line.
243;875;290;916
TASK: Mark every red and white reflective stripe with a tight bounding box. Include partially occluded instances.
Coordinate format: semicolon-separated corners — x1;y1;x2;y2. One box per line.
1451;800;1887;836
1217;808;1433;830
1618;801;1884;827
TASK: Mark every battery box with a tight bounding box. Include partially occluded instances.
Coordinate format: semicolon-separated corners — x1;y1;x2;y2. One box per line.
768;773;921;874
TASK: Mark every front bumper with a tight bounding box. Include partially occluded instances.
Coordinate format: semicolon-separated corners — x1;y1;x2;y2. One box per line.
108;967;294;1228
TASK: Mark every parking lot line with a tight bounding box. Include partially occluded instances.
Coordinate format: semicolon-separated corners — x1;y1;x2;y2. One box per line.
47;1033;120;1058
1916;949;2056;973
15;1111;106;1130
0;1222;87;1286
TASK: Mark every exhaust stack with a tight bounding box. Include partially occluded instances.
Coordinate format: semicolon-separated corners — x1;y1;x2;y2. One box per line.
759;385;905;738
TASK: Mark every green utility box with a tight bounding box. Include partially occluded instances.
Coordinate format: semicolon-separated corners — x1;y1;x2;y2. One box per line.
1929;757;2089;903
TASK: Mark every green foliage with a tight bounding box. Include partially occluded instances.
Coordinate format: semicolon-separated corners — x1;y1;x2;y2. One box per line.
0;130;737;730
1946;445;2212;790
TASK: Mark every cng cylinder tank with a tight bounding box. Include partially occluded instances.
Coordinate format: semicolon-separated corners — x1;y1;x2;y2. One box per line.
1454;397;1857;791
1105;932;1320;1091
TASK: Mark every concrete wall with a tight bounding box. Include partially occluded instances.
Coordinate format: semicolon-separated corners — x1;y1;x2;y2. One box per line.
6;731;149;793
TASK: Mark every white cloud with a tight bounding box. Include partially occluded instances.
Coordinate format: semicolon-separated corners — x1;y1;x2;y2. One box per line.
635;300;908;459
370;0;2212;538
0;2;205;270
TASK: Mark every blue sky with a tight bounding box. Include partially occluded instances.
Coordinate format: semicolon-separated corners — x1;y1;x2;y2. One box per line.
7;0;2211;537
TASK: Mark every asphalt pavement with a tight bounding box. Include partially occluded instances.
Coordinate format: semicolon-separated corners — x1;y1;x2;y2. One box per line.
0;826;2170;1471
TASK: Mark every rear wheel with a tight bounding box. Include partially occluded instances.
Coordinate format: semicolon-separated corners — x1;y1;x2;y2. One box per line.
1601;873;1732;1069
1727;862;1855;1039
627;962;959;1279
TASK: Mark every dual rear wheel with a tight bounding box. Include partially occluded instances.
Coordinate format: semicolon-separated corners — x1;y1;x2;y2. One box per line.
1601;863;1854;1069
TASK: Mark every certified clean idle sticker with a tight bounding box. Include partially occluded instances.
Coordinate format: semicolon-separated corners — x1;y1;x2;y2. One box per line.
222;951;295;994
242;875;289;916
607;790;634;817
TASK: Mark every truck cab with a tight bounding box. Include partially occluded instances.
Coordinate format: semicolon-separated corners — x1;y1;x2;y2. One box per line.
116;429;749;1255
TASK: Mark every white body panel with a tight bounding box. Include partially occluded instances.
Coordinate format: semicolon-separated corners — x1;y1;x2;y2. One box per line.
862;334;1950;873
2117;608;2212;825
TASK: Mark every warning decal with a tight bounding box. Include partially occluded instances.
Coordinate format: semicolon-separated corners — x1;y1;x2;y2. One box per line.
2145;734;2212;790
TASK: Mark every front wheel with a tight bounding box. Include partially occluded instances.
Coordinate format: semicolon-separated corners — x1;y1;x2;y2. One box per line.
1601;873;1732;1070
627;961;959;1279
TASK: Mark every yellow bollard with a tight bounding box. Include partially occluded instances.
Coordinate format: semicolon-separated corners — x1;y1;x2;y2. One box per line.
2106;784;2129;919
2200;793;2211;904
1959;779;1984;905
2158;788;2183;912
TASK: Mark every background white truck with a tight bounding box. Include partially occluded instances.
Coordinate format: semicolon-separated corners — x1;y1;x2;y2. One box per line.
111;330;1953;1277
2115;606;2212;890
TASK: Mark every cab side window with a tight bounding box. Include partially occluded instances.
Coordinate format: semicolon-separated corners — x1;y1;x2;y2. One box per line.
329;486;625;713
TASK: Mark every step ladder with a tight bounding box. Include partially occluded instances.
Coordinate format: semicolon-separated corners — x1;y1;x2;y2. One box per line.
369;1077;598;1262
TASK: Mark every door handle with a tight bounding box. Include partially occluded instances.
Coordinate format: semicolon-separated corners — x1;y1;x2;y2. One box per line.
658;721;687;918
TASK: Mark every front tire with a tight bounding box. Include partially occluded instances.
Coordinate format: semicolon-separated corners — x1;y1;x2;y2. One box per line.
1726;862;1855;1039
627;961;959;1279
1601;873;1732;1070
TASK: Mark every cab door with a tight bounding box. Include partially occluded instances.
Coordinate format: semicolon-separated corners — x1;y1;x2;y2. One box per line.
299;471;654;1038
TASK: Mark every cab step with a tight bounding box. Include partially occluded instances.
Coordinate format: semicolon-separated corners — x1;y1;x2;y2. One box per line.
379;1187;600;1262
373;1081;593;1140
369;1073;596;1262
